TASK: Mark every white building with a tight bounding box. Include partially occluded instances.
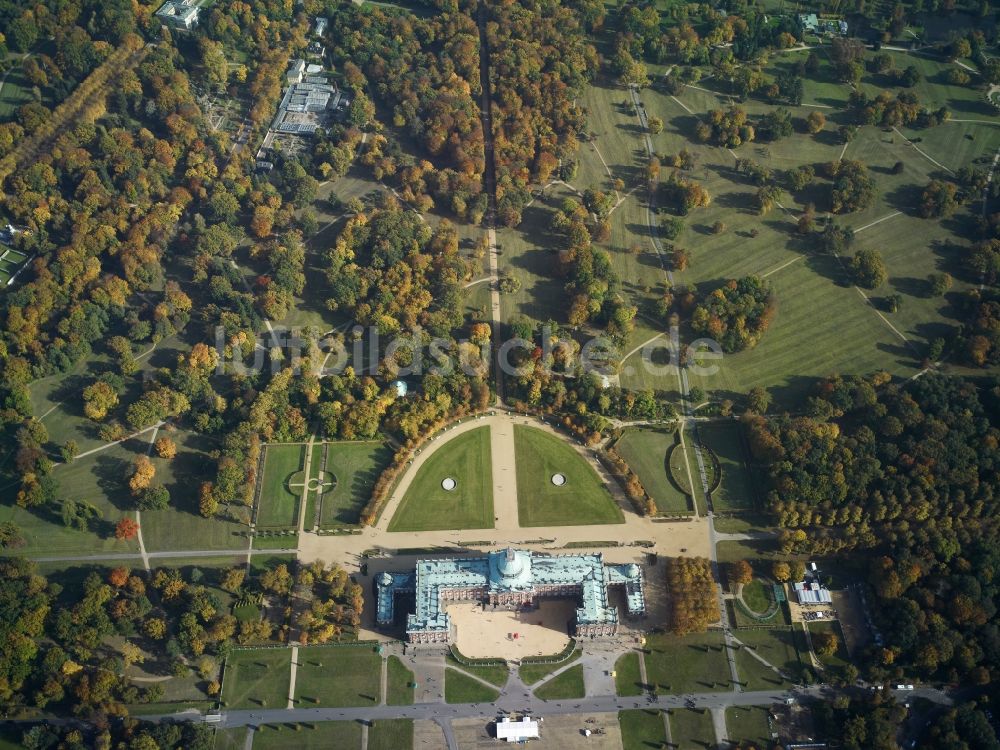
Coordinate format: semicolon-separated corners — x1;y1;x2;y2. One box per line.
155;0;200;29
314;17;328;37
286;59;306;84
496;716;539;743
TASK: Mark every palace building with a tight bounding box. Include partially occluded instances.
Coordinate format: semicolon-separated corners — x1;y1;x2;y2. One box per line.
375;548;646;644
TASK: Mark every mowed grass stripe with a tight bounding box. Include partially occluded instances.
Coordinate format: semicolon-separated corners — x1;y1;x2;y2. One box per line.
697;422;755;512
615;428;691;513
257;443;305;528
513;425;623;527
388;426;494;532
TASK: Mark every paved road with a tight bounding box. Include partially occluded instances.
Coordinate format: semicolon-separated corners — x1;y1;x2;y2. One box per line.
148;685;952;729
28;548;297;563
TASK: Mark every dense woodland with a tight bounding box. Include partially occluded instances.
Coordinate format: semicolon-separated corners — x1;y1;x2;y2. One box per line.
747;373;1000;686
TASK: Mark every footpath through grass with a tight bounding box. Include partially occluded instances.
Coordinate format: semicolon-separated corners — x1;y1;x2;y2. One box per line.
534;664;586;700
514;426;623;526
308;441;391;527
519;650;581;685
221;649;291;709
389;426;494;532
444;667;502;703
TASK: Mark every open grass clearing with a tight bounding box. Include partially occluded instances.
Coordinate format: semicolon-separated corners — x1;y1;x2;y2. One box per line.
619;709;668;750
514;425;623;526
292;645;381;707
534;664;586;700
307;441;391;527
614;651;645;696
221;649;291;709
388;426;493;532
386;655;415;705
369;719;413;750
697;422;755;512
644;630;732;693
445;653;509;688
734;627;805;682
518;650;581;685
444;667;502;704
615;428;691;514
257;444;305;528
668;707;716;750
252;721;363;749
725;705;772;748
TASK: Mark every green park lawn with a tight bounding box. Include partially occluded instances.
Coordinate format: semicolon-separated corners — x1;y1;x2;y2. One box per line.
514;426;623;526
306;441;391;527
725;706;772;748
741;579;771;613
533;664;586;700
221;649;291;709
444;667;501;704
697;422;756;512
251;721;363;749
643;631;732;693
734;627;806;686
368;719;413;750
619;709;668;750
614;429;692;514
388;426;494;531
257;443;305;528
614;651;645;696
669;707;716;750
518;650;581;685
445;654;509;687
386;655;415;705
292;645;381;707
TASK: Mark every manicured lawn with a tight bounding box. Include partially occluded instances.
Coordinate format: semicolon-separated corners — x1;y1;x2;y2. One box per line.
741;579;770;613
534;664;585;700
252;721;363;749
444;667;501;703
221;649;291;709
698;422;755;512
644;631;732;693
445;654;509;687
669;707;716;750
388;426;494;532
619;709;668;750
614;652;645;696
725;705;771;748
386;655;415;705
257;444;305;528
308;441;391;527
514;426;623;526
615;429;692;513
369;719;413;750
734;627;805;685
292;645;381;707
518;650;581;685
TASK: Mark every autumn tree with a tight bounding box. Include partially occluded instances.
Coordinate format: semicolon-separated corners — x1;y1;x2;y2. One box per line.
115;517;139;541
729;560;754;587
128;456;156;496
83;381;119;421
154;436;177;459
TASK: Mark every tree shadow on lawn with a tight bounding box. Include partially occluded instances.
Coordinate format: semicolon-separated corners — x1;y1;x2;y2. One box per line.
880;182;924;215
811;128;847;149
875;340;920;366
669;114;705;141
947;94;999;119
